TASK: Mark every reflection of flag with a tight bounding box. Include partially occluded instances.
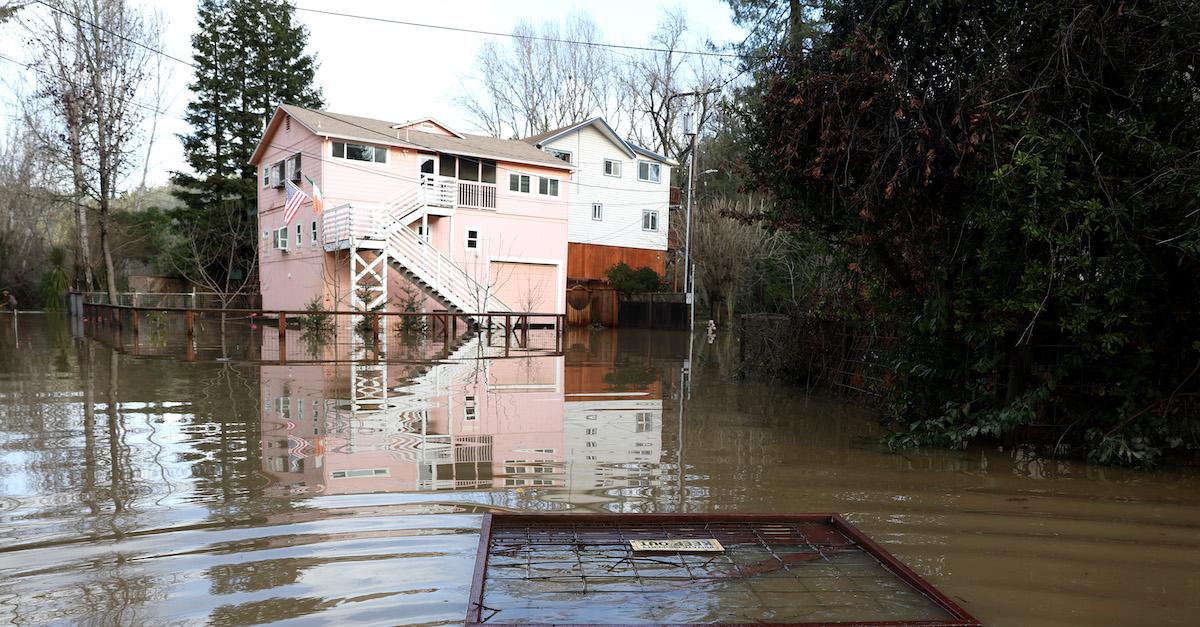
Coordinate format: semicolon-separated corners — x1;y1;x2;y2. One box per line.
283;179;309;225
305;175;324;215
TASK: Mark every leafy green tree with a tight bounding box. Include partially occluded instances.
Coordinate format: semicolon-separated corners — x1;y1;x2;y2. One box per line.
172;0;322;295
740;0;1200;464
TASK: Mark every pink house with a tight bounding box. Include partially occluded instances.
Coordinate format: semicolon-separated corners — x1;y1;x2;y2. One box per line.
249;105;572;317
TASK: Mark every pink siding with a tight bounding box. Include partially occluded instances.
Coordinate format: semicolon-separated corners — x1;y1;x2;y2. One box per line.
254;108;570;314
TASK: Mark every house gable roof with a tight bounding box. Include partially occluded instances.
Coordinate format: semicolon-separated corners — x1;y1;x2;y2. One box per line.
524;118;636;159
250;105;573;171
522;117;679;166
390;117;463;138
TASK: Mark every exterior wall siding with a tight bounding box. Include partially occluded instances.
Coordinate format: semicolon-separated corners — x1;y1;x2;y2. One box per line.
541;124;671;282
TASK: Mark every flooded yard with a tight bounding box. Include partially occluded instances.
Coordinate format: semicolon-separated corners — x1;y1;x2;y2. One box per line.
0;314;1197;625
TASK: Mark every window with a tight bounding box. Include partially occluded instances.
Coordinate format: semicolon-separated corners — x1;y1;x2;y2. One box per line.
591;202;603;221
286;153;301;181
604;159;621;177
642;209;659;231
636;413;653;432
440;156;457;178
458;156;478;181
545;148;571;163
332;141;386;163
481;160;497;184
295;224;302;246
272;227;289;250
262;166;270;188
466;229;479;250
271;162;285;188
538;177;559;196
508;173;530;193
415;224;431;242
311;220;318;244
638;160;661;183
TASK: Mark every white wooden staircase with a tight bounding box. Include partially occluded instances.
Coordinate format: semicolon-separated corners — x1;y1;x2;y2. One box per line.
322;185;509;322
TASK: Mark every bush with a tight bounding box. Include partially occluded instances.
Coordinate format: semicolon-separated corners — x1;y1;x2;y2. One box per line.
605;262;662;294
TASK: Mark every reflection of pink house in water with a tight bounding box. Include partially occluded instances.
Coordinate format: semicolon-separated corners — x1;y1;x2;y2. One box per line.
259;340;664;497
250;105;572;318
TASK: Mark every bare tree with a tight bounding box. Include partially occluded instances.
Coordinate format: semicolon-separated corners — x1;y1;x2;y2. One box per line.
620;7;725;164
458;13;622;138
692;198;779;327
27;0;163;300
169;202;258;310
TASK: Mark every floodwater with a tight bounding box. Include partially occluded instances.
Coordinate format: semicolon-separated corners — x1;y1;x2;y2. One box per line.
0;313;1197;626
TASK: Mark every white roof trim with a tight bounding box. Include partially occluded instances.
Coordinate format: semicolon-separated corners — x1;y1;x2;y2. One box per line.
535;118;636;159
389;117;465;139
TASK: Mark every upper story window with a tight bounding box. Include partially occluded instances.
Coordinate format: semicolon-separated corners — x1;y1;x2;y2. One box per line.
591;202;603;221
538;177;559;196
262;166;270;188
637;160;661;183
604;159;622;177
545;148;572;163
642;209;659;231
333;141;387;163
285;154;302;182
466;229;480;250
509;173;531;193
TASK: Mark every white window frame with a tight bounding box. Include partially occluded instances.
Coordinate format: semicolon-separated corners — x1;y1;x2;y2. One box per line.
311;220;318;244
603;159;621;178
271;162;285;188
637;160;661;183
538;176;559;196
262;166;270;188
272;227;289;251
415;224;431;242
642;209;659;232
295;223;302;246
465;228;480;250
591;202;603;221
508;173;531;193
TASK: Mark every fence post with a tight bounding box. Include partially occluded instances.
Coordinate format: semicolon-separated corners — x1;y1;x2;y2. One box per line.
278;312;288;363
185;309;194;340
131;308;139;338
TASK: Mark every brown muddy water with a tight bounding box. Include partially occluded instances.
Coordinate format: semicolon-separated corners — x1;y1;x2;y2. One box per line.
0;313;1197;626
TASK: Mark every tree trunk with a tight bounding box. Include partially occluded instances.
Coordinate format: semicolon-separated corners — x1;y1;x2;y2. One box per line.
66;94;92;291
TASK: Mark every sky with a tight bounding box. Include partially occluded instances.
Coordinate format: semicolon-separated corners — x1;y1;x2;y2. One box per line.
0;0;745;188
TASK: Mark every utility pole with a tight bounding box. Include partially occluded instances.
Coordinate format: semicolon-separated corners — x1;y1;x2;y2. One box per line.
683;106;697;331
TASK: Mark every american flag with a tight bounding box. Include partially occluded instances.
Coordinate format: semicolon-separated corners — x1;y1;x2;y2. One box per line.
283;179;309;225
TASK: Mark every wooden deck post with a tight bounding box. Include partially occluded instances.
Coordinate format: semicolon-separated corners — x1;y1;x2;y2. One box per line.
451;313;457;338
371;313;380;347
131;309;139;337
504;315;511;354
486;314;492;345
522;315;529;348
443;313;450;346
185;309;194;340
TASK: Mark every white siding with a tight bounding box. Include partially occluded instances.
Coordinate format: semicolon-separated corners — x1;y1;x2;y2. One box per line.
541;125;671;251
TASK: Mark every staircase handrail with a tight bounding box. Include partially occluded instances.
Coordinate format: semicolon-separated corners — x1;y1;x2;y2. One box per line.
386;225;509;313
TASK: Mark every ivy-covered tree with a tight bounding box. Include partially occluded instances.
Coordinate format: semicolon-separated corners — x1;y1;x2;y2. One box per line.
172;0;322;293
741;0;1200;464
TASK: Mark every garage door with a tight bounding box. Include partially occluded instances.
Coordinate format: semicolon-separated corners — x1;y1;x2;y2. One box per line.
490;262;557;313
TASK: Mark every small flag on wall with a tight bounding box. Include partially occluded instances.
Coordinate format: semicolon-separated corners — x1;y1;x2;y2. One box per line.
305;175;324;215
283;179;309;225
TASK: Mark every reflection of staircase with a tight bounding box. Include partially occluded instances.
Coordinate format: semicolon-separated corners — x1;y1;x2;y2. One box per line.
324;187;510;321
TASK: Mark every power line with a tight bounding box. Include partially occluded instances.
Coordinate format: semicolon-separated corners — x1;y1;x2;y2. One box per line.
294;5;751;60
31;0;199;71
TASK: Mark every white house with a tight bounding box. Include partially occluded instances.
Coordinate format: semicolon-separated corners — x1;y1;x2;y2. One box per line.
524;118;677;282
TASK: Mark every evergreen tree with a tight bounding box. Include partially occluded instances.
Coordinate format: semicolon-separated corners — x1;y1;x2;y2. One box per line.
171;0;322;290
